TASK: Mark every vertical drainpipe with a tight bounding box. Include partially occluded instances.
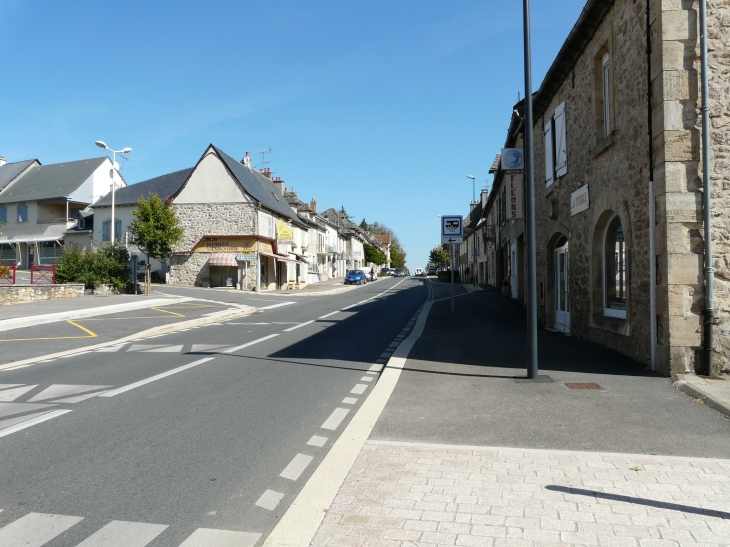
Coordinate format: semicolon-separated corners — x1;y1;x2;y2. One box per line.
647;0;658;371
255;203;261;292
699;0;715;375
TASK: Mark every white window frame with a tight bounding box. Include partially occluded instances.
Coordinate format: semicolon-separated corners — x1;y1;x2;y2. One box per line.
603;215;626;319
0;206;6;224
602;52;611;138
17;204;28;223
554;102;567;178
544;120;554;187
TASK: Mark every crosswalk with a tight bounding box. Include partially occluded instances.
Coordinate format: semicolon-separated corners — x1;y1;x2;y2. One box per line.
95;343;234;354
0;512;261;547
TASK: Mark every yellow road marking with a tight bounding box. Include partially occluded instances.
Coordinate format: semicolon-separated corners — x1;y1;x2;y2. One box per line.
150;307;185;318
0;320;98;342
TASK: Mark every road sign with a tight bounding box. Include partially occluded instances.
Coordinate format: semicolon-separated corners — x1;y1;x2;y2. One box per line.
236;252;258;261
441;215;463;244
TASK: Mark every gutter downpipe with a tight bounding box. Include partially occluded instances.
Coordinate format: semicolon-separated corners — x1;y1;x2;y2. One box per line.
647;0;657;372
255;202;261;292
699;0;715;375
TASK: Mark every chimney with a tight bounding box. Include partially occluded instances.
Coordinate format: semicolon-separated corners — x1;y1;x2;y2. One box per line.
273;176;284;194
310;198;317;213
241;151;252;168
0;157;5;167
262;167;272;179
481;189;489;207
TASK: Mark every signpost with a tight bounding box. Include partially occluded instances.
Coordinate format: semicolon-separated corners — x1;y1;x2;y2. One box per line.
441;216;463;313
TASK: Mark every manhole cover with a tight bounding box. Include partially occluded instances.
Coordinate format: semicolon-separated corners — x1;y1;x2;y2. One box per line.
565;382;604;390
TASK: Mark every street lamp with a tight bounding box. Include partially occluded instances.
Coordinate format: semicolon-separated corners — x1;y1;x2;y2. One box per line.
95;141;132;243
466;175;477;287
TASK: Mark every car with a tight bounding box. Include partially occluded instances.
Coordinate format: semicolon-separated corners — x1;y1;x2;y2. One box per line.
394;268;406;277
414;268;424;276
427;266;437;276
344;270;368;285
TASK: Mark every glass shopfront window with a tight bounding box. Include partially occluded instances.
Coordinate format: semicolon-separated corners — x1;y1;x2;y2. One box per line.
604;216;626;318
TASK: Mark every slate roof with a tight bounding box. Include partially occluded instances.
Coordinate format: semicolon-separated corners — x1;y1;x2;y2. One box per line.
0;157;107;205
94;168;194;207
211;145;302;226
0;159;38;193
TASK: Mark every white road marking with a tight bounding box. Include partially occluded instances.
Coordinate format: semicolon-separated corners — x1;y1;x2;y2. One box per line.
1;364;33;370
50;391;111;404
28;385;111;402
283;320;314;332
143;345;184;353
0;410;72;439
223;334;279;353
259;302;297;310
255;489;285;510
226;322;271;325
342;397;358;405
0;385;37;402
350;384;368;395
365;371;376;375
280;453;314;481
0;512;83;547
75;520;168;547
190;344;231;353
0;402;56;419
127;344;168;352
321;408;349;430
96;345;124;352
318;311;339;319
0;384;22;390
100;358;215;397
307;435;328;447
0;411;54;432
179;528;261;547
360;376;373;382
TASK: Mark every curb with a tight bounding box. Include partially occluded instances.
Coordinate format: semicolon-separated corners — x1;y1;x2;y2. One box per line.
0;297;192;333
0;305;257;372
674;377;730;419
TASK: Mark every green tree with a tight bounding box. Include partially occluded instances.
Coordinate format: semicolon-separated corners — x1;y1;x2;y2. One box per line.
129;193;184;295
56;244;131;291
368;221;407;268
339;206;352;221
359;218;368;230
364;243;385;266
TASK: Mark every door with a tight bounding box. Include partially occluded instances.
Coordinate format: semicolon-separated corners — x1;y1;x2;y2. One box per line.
510;242;518;299
555;244;570;332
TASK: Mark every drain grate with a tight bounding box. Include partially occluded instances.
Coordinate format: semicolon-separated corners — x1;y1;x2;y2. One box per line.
565;382;604;390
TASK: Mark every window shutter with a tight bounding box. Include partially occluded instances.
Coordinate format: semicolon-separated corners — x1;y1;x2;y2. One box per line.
102;221;109;241
554;102;567;177
544;121;554;187
115;219;122;239
0;207;6;224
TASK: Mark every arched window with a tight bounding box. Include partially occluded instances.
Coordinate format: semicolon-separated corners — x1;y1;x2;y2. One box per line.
604;215;626;318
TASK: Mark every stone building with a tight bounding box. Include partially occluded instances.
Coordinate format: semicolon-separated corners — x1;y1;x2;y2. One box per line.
482;0;730;376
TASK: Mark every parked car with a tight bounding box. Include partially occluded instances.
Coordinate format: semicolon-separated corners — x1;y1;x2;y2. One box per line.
427;266;437;276
414;268;424;276
394;268;406;277
345;270;367;285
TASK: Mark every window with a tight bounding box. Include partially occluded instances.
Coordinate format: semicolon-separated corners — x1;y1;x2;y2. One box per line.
0;207;6;223
604;216;626;318
602;52;611;137
17;204;28;223
544;102;568;187
102;221;109;241
102;219;122;242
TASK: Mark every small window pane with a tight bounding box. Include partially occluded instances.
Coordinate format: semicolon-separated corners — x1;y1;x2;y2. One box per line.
17;205;28;222
605;216;626;315
0;207;6;223
102;221;109;241
602;53;611;137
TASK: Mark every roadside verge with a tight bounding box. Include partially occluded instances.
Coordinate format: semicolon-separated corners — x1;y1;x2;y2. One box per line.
674;374;730;418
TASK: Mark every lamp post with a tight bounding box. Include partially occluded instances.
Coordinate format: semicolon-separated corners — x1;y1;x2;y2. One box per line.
467;175;477;286
95;141;132;244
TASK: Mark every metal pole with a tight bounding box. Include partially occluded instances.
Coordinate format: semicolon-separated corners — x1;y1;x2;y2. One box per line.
450;241;455;313
111;150;116;244
472;178;477;287
699;0;715;375
523;0;539;379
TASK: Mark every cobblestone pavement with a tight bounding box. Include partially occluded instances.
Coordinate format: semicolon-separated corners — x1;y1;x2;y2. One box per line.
311;441;730;547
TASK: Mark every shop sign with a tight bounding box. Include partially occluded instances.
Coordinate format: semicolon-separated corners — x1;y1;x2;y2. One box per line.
193;236;257;253
259;241;273;254
501;148;524;171
507;173;523;219
570;184;590;216
236;252;258;261
277;219;293;244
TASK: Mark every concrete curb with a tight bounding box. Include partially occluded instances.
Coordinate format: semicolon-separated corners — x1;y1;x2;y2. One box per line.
674;376;730;419
0;305;257;372
262;299;433;547
0;297;193;333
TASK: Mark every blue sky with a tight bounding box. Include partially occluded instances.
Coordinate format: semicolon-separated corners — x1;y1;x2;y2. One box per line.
1;0;586;269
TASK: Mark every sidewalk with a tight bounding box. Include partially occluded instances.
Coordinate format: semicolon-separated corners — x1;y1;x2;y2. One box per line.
292;287;730;547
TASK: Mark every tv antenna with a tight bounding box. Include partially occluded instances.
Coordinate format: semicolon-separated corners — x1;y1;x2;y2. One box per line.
253;148;272;170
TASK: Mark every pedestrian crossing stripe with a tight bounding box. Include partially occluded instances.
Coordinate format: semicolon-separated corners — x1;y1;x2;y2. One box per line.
0;512;261;547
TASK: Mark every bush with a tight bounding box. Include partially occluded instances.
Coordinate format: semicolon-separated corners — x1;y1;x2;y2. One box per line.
57;245;131;291
438;270;460;282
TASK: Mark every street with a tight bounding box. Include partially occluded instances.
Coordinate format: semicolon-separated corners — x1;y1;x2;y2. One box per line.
0;277;427;546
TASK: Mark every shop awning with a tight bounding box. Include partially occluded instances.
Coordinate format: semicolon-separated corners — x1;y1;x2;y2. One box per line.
289;253;309;264
260;251;301;264
0;237;62;245
208;253;238;267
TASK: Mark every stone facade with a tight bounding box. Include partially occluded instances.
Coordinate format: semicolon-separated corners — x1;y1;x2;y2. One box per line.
0;283;85;306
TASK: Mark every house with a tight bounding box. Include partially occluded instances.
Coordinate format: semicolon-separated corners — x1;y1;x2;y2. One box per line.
321;208;368;273
372;234;391;268
0;156;123;267
92;145;308;290
482;0;730;377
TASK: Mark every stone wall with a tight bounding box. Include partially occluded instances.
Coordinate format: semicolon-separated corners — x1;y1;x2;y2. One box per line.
0;284;85;306
173;203;256;251
169;252;256;289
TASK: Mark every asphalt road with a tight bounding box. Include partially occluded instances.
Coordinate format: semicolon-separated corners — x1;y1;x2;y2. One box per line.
0;277;428;547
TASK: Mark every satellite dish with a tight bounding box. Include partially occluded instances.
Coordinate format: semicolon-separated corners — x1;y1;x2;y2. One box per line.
113;161;120;171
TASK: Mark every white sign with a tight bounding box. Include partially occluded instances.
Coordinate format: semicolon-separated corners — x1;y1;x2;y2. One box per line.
501;148;524;171
236;252;258;261
441;215;463;244
507;173;523;219
570;184;590;216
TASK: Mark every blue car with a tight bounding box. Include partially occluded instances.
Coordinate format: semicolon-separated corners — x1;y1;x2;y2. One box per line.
345;270;367;285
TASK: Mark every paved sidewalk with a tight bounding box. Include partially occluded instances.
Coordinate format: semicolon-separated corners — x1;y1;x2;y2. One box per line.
675;374;730;419
0;293;162;321
313;442;730;547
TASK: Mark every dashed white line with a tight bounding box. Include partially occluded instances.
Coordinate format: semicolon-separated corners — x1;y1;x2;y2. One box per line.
283;320;314;332
321;408;349;430
342;397;358;405
255;490;285;511
280;453;314;481
0;409;73;439
223;334;279;353
351;384;368;395
318;311;339;319
360;376;373;382
307;435;328;447
259;302;297;310
100;358;215;397
75;520;168;547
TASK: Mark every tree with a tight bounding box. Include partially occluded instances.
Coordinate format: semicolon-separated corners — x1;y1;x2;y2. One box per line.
367;221;407;269
359;218;368;230
56;244;131;291
129;193;184;295
339;206;352;221
364;243;385;266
